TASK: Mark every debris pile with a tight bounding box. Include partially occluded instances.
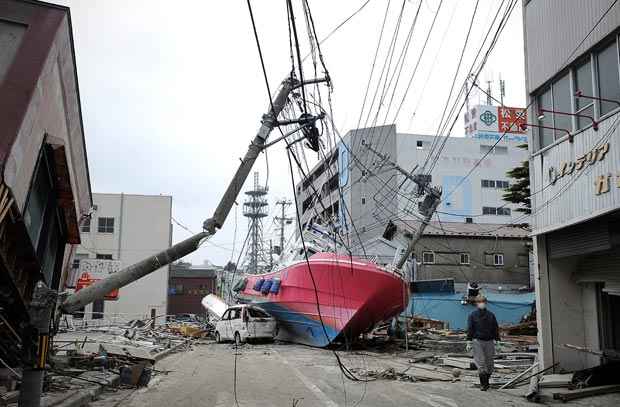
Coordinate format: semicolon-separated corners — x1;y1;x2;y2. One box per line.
26;316;215;405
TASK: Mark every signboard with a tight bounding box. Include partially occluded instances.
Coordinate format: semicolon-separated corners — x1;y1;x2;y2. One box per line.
464;104;527;143
75;259;122;300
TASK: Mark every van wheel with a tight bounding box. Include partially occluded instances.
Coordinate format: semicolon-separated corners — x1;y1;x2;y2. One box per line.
234;332;241;346
215;332;221;343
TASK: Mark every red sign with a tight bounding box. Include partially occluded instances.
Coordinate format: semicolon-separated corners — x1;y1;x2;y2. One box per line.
497;107;527;134
75;272;119;300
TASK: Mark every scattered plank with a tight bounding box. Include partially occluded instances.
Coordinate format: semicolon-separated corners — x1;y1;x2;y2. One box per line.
441;357;475;370
553;384;620;402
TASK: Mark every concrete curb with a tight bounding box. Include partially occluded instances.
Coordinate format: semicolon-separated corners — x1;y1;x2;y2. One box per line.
43;372;120;407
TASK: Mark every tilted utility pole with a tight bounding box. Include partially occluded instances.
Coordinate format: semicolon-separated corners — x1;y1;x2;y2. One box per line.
61;76;308;314
362;143;442;270
395;186;442;270
274;198;293;254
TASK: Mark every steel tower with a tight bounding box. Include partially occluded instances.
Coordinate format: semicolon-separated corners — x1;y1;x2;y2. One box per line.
243;172;269;274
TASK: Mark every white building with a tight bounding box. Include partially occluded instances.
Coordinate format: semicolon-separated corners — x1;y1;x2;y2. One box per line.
524;0;620;372
296;123;529;246
69;193;172;322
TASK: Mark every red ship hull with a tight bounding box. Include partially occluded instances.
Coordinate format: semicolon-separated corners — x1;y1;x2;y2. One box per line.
237;253;408;347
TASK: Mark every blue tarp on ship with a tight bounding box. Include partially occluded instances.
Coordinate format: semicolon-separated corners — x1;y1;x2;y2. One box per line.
403;292;535;330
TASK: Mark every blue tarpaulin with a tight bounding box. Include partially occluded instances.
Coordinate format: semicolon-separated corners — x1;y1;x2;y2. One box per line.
403;292;535;330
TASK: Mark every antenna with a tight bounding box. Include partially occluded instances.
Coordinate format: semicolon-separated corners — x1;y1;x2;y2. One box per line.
486;80;493;105
499;74;506;106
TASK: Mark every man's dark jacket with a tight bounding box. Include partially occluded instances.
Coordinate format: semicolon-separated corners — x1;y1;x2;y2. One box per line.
467;309;500;341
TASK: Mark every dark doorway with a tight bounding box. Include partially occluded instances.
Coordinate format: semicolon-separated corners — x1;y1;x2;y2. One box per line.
600;289;620;359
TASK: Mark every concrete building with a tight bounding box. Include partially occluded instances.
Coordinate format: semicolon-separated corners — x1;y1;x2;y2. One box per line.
364;220;531;290
68;193;172;322
296;124;529;252
0;0;91;368
168;261;219;316
523;0;620;371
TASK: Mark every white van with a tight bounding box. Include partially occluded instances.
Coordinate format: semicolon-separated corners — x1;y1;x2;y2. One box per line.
214;305;277;345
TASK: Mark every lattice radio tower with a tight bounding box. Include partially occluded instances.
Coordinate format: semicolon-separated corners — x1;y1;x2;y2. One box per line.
242;172;269;274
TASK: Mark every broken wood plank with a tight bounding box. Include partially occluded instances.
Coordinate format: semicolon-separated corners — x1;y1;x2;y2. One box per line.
553;384;620;402
441;357;475;370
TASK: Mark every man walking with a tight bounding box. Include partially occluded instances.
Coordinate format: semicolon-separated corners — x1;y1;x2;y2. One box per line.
466;295;500;391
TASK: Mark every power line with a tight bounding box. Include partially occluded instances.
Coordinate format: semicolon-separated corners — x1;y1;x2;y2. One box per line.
442;0;619;201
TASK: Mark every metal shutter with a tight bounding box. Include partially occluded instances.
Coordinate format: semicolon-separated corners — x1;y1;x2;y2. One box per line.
547;221;611;259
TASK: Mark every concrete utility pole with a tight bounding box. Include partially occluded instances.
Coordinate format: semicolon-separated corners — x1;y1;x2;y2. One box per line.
19;283;56;407
395;186;442;270
274;198;293;254
61;76;302;314
362;143;442;271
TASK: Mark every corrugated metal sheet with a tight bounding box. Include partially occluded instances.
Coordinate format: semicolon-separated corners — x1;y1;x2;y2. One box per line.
574;249;620;283
547;221;611;259
524;0;620;92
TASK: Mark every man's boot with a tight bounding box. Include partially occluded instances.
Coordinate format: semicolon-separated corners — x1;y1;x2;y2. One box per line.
479;373;487;391
482;373;490;391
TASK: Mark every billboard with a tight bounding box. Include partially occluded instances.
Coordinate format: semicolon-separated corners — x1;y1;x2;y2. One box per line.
464;104;527;143
75;259;122;300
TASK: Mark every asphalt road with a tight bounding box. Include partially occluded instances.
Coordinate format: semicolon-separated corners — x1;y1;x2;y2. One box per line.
93;342;620;407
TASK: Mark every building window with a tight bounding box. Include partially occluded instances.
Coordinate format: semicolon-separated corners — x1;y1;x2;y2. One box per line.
481;179;509;189
497;207;511;216
483;206;510;216
80;217;91;233
460;253;470;265
482;206;497;215
422;252;435;264
553;73;572;136
537;87;554;148
493;253;504;266
575;59;594;130
465;217;473;224
361;197;366;205
597;41;620;116
416;140;423;149
96;254;113;260
97;217;114;233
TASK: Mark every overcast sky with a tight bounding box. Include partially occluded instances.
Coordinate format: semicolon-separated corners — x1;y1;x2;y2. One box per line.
56;0;526;266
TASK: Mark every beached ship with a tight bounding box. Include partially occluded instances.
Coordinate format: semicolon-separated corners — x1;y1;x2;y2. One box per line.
232;227;409;347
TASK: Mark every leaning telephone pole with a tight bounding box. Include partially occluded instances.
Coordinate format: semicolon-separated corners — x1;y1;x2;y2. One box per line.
60;76;327;313
274;198;293;254
362;143;442;270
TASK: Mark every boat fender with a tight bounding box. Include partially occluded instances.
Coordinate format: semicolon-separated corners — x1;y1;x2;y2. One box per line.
261;279;273;294
253;278;265;291
270;278;281;294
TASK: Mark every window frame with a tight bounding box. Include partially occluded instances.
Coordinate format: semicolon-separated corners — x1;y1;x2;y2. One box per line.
493;253;504;266
422;251;435;264
532;34;620;152
97;217;115;234
459;253;470;265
